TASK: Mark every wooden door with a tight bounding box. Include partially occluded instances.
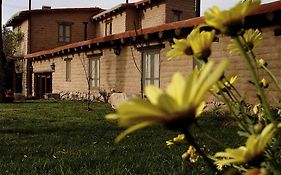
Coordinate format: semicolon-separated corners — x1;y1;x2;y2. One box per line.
34;73;52;98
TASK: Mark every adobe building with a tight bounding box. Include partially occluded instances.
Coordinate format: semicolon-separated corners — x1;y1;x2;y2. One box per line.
5;6;104;97
7;0;281;103
6;0;199;99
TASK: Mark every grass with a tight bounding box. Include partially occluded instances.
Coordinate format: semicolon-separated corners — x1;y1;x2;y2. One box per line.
0;100;243;175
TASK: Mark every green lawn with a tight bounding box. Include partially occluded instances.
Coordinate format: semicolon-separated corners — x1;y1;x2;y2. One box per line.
0;100;242;175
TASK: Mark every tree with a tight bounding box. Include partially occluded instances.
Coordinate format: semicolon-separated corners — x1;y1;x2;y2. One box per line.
79;54;94;111
2;27;24;58
0;0;7;102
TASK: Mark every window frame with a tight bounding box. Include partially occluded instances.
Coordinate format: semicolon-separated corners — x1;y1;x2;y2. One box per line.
58;22;73;43
105;20;112;36
172;9;183;22
142;50;160;89
65;58;72;82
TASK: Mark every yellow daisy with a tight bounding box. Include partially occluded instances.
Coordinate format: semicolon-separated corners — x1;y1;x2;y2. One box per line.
204;0;261;36
211;75;238;94
167;28;215;61
167;38;193;60
228;29;262;55
214;123;276;167
106;60;229;143
189;28;216;62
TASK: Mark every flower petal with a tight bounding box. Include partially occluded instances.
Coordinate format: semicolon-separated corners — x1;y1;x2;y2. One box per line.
145;85;163;106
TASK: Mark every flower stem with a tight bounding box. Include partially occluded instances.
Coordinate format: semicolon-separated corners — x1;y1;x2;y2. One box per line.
233;37;273;121
262;65;281;93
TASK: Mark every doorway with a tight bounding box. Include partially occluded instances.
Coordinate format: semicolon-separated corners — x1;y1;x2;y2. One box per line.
34;73;52;98
15;73;23;93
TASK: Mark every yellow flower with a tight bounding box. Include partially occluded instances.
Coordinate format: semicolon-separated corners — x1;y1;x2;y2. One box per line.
228;29;262;55
167;38;192;60
214;123;276;167
211;75;237;94
260;78;269;88
167;28;215;61
166;140;174;148
225;75;237;88
106;60;229;143
189;28;215;62
166;134;186;148
182;146;198;163
204;0;261;36
173;134;185;142
258;58;267;67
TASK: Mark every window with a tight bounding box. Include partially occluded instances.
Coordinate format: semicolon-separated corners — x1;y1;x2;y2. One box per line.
89;57;100;87
58;23;72;43
142;50;160;88
172;10;183;22
105;20;112;36
65;59;72;82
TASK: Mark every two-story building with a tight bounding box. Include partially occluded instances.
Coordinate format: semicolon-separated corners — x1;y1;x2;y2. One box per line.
7;0;198;99
6;6;104;97
8;0;281;103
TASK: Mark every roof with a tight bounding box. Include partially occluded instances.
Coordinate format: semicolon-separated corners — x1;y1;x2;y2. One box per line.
92;0;162;21
25;0;281;60
6;7;104;27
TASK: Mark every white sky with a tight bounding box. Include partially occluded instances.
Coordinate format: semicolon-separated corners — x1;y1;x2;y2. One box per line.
2;0;279;24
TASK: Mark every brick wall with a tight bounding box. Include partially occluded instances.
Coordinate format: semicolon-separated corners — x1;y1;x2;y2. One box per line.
95;11;127;38
14;20;29;57
141;3;166;29
165;0;195;23
160;43;194;89
30;11;97;53
209;26;281;103
126;8;140;31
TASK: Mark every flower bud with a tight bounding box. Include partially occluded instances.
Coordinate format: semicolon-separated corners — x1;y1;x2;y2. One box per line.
258;59;268;67
260;78;269;88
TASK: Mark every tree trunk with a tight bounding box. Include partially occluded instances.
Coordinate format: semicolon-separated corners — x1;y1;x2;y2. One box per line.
0;0;7;102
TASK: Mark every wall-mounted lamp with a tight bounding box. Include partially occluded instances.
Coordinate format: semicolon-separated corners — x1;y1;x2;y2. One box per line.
113;46;121;56
50;63;56;71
